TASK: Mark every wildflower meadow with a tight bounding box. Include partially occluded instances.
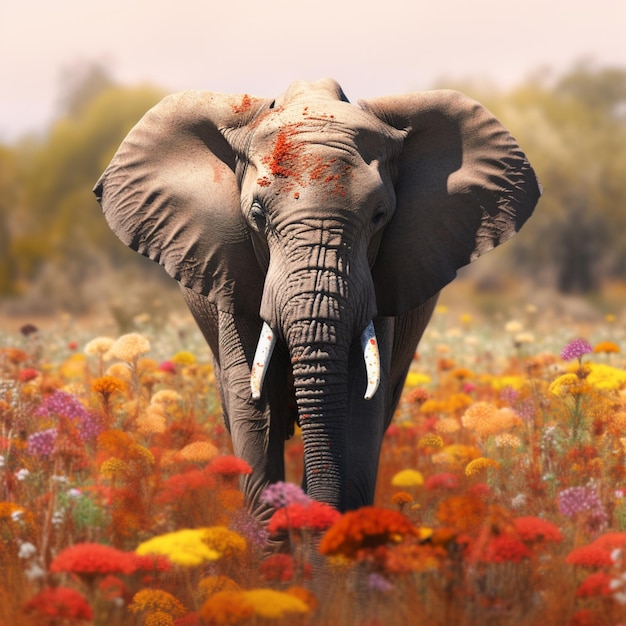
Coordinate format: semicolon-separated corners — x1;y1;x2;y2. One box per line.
2;303;626;626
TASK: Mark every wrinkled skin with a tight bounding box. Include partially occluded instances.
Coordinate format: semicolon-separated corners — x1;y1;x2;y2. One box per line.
95;79;541;518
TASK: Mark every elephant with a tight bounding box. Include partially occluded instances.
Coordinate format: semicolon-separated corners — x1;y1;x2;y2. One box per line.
94;78;541;518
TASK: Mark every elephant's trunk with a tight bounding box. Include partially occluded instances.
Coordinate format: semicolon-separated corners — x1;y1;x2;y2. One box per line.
286;318;351;508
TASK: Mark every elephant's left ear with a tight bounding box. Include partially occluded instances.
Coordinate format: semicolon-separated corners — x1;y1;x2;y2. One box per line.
360;90;542;316
94;90;272;315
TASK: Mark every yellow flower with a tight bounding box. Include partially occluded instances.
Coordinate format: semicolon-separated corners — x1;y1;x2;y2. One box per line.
465;457;500;476
172;351;196;366
490;376;527;392
584;363;626;392
405;371;432;387
202;527;247;557
136;529;221;567
128;589;186;617
418;433;444;449
432;444;481;467
107;333;151;363
391;469;424;487
84;337;115;356
100;457;128;476
549;373;586;398
243;589;309;619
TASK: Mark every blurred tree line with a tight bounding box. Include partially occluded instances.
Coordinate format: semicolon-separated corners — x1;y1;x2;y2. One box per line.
1;61;626;314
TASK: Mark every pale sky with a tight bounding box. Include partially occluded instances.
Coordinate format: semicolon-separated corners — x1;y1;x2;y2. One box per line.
1;0;625;142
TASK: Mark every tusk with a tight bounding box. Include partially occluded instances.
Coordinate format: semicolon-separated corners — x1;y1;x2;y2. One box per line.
250;322;277;400
361;321;380;400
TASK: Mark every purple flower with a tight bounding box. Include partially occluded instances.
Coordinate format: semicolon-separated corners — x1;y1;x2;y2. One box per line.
558;486;608;532
231;509;269;549
368;573;394;592
561;338;593;362
35;391;103;442
27;428;57;457
260;481;312;508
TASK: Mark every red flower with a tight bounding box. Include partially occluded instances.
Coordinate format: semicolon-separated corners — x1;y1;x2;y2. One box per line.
131;553;172;572
159;360;176;373
157;470;216;504
18;368;40;383
424;472;460;491
512;516;563;544
576;571;614;598
479;535;532;563
589;531;626;551
206;455;253;477
50;543;137;577
260;553;311;582
565;545;613;568
268;501;340;534
23;586;93;621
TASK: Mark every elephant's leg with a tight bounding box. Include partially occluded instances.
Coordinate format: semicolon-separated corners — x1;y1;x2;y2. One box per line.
181;288;293;521
341;296;439;510
386;295;439;424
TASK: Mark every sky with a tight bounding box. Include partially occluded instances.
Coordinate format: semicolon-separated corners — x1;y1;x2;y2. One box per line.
1;0;625;142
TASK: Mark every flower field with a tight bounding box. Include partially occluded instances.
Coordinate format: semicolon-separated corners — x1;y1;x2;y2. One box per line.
2;304;626;626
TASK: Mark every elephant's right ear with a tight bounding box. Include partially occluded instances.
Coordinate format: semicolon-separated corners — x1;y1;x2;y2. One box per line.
94;90;271;315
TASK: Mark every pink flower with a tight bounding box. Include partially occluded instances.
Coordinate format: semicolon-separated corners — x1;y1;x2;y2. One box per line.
561;338;593;361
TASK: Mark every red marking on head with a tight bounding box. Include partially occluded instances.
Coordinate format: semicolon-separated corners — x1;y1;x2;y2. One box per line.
369;338;377;345
232;94;252;114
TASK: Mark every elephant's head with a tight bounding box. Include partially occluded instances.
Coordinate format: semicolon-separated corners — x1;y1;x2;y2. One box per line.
95;79;540;509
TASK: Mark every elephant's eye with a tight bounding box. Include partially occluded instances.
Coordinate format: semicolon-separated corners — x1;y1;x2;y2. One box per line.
249;201;268;233
372;207;386;229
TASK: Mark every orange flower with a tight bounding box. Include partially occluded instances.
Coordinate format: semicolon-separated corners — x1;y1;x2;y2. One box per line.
319;506;417;558
593;341;620;354
436;495;488;532
200;590;254;625
91;375;125;398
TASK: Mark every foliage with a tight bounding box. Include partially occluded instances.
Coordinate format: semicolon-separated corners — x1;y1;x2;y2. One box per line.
2;62;626;313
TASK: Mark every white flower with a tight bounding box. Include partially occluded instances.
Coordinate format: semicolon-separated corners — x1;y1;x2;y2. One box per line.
67;488;82;499
51;475;69;483
11;510;23;522
0;455;5;468
51;511;64;527
15;468;30;481
25;562;46;581
18;542;37;559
